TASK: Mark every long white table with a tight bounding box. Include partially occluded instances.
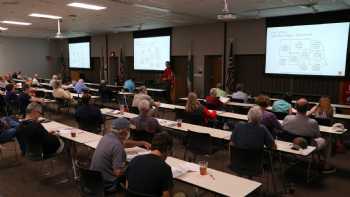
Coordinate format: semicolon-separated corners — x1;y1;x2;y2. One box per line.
33;87;100;99
44;119;261;196
159;103;347;135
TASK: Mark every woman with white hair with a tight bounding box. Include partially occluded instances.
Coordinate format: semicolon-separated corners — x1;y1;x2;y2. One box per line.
230;106;276;150
205;88;223;110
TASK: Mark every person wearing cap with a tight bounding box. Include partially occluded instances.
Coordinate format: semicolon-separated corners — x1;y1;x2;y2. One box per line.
132;86;160;109
90;118;151;192
282;98;335;174
16;103;64;156
125;132;174;197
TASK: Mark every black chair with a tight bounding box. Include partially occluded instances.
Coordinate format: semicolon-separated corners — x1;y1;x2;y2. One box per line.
277;130;313;145
54;97;70;113
314;117;333;126
184;130;218;161
230;98;245;103
129;107;139;114
78;121;101;134
272;111;288;120
79;168;105;197
229;145;264;178
130;129;154;143
4;98;19;116
126;189;157;197
181;111;204;126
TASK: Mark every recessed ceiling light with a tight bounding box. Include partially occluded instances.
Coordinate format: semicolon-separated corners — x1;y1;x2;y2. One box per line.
0;27;8;31
29;13;62;20
67;2;106;10
1;20;32;26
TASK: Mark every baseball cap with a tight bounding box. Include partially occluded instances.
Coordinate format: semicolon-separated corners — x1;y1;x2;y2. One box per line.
111;118;129;130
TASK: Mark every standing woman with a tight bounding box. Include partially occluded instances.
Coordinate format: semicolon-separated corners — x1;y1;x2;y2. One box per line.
161;61;175;103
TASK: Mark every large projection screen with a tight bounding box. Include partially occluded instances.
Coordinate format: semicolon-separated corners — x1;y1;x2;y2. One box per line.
69;41;91;69
133;35;171;71
265;22;350;76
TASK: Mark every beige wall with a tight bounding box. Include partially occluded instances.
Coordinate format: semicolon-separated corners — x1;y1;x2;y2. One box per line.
50;19;267;96
0;36;58;78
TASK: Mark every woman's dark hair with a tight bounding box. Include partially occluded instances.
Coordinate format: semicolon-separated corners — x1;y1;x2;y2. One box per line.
81;93;91;105
5;84;14;92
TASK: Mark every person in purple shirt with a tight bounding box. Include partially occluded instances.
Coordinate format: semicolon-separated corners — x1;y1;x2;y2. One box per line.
255;94;282;138
74;79;88;94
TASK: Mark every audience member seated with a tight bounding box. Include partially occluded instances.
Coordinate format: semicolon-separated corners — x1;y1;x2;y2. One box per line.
256;95;282;137
99;80;113;102
132;86;160;109
205;88;223;110
4;84;19;114
123;77;136;92
90;118;150;192
307;96;334;120
185;92;216;125
231;106;276;150
130;100;161;141
75;93;103;133
52;80;73;101
4;73;14;84
0;116;19;143
0;76;8;89
74;79;88;94
49;74;59;87
272;93;293;114
125;132;173;197
231;83;248;103
16;103;64;157
282;98;335;174
31;73;40;87
215;83;227;97
18;84;43;117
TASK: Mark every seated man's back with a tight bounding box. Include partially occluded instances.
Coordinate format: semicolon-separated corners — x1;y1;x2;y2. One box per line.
17;120;61;156
282;114;320;138
126;154;173;196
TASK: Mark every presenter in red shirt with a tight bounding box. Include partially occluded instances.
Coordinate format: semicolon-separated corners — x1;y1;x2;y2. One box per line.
161;61;175;103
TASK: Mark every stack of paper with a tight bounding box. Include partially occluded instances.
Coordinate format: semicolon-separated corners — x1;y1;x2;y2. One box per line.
125;146;151;162
168;162;200;178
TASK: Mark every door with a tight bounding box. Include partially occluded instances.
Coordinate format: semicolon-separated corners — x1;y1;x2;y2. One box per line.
204;55;223;96
172;56;188;100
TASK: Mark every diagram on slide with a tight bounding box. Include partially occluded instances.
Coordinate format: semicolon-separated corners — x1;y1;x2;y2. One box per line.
278;39;327;72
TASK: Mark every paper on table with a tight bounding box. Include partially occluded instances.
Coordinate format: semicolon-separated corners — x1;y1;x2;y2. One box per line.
219;97;230;103
126;147;151;161
169;162;200;178
58;128;73;134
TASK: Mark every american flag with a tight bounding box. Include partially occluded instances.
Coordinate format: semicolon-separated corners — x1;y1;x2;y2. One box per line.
118;47;125;83
226;40;235;92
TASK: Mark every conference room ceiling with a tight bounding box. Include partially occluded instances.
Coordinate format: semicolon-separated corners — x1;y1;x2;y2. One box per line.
0;0;349;38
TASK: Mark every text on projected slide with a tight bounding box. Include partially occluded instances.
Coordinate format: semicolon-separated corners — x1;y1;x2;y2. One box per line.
265;22;350;76
134;36;170;71
69;42;91;69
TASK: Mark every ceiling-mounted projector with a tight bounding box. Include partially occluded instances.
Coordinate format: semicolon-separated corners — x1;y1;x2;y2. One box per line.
217;13;237;20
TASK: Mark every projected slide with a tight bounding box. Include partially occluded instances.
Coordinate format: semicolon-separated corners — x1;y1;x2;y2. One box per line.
69;42;91;69
265;22;350;76
134;36;170;71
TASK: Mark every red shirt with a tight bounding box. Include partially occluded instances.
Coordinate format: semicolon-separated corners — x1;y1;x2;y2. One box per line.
205;96;223;110
161;68;175;86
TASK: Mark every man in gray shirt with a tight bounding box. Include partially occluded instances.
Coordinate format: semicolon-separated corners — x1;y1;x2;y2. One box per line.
282;98;335;174
90;118;151;191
